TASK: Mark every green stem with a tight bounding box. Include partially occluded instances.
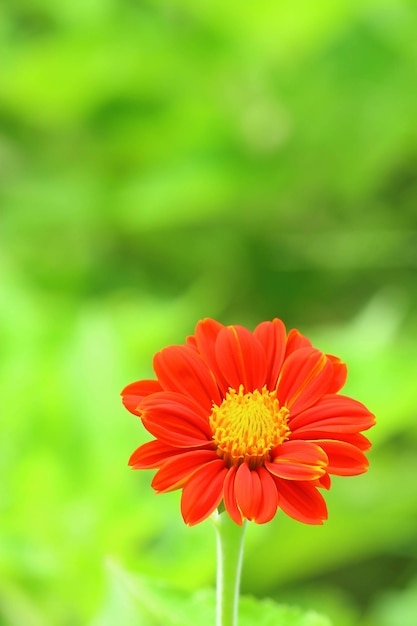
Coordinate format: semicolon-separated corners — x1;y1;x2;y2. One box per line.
212;511;247;626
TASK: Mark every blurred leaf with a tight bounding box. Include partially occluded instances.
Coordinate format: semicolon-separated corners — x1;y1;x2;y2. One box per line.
0;577;48;626
90;560;332;626
367;578;417;626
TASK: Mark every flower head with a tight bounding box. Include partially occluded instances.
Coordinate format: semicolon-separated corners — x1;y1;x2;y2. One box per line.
122;318;375;526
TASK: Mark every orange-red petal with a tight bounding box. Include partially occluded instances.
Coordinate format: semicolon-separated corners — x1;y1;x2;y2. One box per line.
152;449;219;492
129;440;179;469
266;441;328;481
314;439;369;476
140;392;212;447
277;348;334;415
316;473;331;490
185;334;198;349
180;460;228;525
194;318;229;395
254;318;286;390
215;325;267;392
234;463;263;521
274;478;328;524
339;433;372;451
285;329;312;357
223;465;243;525
153;344;222;411
121;379;163;415
326;355;348;393
253;467;279;524
289;394;376;436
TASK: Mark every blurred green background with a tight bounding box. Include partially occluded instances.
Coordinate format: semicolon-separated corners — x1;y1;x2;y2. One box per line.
1;0;417;624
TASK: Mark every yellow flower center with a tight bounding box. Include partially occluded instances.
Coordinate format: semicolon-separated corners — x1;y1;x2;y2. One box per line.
209;385;290;468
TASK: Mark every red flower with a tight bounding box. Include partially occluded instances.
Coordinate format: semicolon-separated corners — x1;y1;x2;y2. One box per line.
122;318;375;526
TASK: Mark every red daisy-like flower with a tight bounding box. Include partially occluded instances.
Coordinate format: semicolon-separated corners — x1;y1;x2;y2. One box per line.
122;318;375;526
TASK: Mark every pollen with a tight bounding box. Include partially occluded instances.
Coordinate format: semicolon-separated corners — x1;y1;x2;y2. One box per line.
209;385;290;468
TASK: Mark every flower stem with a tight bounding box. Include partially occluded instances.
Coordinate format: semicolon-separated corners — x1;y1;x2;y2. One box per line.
212;511;247;626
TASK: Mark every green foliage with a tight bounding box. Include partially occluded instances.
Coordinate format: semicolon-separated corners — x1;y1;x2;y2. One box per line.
1;0;417;625
366;578;417;626
91;561;332;626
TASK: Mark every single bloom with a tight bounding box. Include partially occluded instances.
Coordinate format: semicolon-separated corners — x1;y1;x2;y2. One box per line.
121;318;375;526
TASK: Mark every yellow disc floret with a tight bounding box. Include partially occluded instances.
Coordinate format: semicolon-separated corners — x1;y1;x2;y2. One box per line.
209;385;290;468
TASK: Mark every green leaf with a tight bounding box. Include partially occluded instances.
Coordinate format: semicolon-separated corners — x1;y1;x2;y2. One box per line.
90;560;332;626
368;577;417;626
239;596;332;626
